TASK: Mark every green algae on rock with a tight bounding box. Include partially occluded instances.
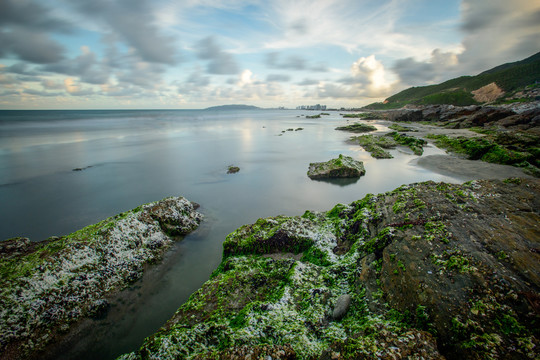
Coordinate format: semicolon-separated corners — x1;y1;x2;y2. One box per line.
335;122;377;133
227;165;240;174
0;197;203;359
307;154;366;180
119;178;539;360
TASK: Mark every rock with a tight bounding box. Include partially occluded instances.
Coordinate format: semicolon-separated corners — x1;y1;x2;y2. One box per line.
0;196;203;359
88;299;110;319
307;154;366;179
335;123;377;133
386;109;423;122
227;166;240;174
120;178;539;360
332;294;352;320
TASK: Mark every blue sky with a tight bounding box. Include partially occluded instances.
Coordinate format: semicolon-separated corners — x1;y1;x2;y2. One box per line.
0;0;538;109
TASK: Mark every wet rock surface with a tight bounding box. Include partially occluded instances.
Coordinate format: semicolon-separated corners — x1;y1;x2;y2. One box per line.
377;103;540;177
120;178;539;360
308;154;366;179
0;197;203;359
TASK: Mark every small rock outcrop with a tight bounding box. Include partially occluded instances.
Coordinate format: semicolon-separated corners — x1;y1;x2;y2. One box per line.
0;197;203;359
335;123;377;133
307;154;366;179
227;165;240;174
120;178;539;360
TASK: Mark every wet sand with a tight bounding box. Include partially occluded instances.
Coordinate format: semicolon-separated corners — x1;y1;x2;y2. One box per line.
412;154;534;182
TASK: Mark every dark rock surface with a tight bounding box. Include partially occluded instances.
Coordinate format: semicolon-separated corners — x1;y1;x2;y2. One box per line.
120;178;539;360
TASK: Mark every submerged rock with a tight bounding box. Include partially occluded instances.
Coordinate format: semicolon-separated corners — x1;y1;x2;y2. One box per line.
307;154;366;179
0;196;203;359
119;178;539;360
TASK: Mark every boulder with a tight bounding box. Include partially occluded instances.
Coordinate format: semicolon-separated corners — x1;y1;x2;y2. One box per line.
0;196;203;359
307;154;365;179
122;178;540;360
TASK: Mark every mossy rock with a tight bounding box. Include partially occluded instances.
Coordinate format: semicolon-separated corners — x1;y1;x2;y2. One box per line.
335;122;377;133
120;178;540;360
307;154;366;179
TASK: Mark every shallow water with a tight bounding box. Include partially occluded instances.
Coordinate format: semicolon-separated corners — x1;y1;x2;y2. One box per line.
0;109;460;359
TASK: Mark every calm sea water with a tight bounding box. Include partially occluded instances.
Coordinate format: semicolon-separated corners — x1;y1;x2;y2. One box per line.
0;109;459;359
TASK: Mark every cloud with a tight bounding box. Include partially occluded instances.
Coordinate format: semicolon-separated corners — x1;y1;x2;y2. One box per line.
351;55;394;96
266;52;305;70
43;46;109;84
177;69;211;95
0;28;65;64
64;78;95;96
391;0;540;88
74;0;179;65
392;49;459;86
266;74;291;82
194;36;240;75
41;79;65;90
2;63;41;76
316;55;396;100
0;0;72;32
266;52;329;73
298;78;319;86
23;89;64;97
457;0;540;70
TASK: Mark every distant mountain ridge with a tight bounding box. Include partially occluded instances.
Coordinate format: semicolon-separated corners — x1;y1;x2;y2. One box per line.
204;104;261;111
366;51;540;109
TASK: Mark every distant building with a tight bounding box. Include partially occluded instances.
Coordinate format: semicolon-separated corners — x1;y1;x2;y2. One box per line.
296;104;326;110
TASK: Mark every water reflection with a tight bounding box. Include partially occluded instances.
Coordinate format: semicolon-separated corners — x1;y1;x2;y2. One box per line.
309;176;361;187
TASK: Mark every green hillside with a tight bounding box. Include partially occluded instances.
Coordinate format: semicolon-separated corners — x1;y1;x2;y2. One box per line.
366;51;540;109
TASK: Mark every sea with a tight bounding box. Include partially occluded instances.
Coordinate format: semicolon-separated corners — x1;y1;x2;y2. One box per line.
0;109;461;359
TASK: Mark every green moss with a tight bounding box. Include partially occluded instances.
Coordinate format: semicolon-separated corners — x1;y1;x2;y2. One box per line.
388;124;416;132
386;132;426;155
342;112;383;119
431;250;476;273
222;216;314;257
362;227;394;256
335;123;377;133
427;134;539;176
301;247;332;266
423;221;450;244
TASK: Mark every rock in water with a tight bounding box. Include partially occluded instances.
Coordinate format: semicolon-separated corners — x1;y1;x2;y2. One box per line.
307;154;365;179
0;196;203;359
227;165;240;174
332;294;352;320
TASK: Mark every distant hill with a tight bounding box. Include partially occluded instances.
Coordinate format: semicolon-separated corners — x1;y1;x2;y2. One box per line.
204;104;261;111
366;51;540;109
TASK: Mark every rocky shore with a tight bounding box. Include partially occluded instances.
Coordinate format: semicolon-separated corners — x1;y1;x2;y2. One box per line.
0;197;203;359
118;178;539;359
378;103;540;177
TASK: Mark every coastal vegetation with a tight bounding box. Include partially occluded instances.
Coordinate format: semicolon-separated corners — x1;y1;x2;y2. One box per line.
335;123;377;133
426;134;539;176
352;132;427;158
365;51;540;109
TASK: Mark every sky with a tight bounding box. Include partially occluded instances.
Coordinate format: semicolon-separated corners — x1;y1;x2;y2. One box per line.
0;0;539;109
